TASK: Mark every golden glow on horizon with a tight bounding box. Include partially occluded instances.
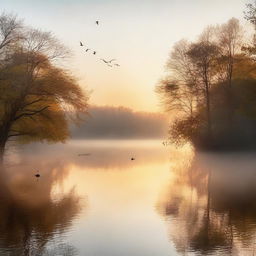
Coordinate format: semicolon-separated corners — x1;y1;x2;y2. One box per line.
2;0;247;111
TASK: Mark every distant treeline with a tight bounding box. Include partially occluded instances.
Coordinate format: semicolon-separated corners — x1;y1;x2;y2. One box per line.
71;106;168;139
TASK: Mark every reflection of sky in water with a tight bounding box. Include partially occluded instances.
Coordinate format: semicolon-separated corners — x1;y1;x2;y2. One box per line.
2;141;256;255
1;140;175;255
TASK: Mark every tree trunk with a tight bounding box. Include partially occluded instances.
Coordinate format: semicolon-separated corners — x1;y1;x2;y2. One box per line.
0;98;23;162
204;67;212;142
0;142;6;164
206;88;212;139
227;56;234;133
0;119;12;163
0;148;3;163
0;136;8;163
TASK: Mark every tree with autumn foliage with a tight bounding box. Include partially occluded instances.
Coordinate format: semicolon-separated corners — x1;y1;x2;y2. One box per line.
0;13;89;160
156;15;256;149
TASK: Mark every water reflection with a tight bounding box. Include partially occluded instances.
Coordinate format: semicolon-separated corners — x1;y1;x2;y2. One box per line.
4;140;256;255
0;157;81;256
10;140;169;170
158;150;256;255
1;140;172;256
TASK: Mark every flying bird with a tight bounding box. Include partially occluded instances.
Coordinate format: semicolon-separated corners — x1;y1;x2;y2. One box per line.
93;51;96;55
114;63;120;67
131;157;135;161
100;59;108;63
101;59;117;64
85;48;90;52
80;41;83;46
96;21;99;25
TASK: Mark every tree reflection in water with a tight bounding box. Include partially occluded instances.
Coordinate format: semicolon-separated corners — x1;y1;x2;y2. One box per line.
0;159;82;256
157;149;256;255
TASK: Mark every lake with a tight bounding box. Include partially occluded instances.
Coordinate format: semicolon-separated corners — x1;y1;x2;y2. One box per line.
1;140;256;255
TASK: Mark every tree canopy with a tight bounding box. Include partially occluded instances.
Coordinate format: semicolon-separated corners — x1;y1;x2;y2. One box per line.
0;13;89;159
156;15;256;150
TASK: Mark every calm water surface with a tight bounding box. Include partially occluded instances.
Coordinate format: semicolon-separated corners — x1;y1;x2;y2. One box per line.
1;140;256;255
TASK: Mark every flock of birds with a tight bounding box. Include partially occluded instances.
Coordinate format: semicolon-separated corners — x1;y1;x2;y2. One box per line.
80;20;120;68
33;18;167;180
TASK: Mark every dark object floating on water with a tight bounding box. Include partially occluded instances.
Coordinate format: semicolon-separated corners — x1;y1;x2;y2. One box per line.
131;157;135;161
78;153;91;156
35;172;40;178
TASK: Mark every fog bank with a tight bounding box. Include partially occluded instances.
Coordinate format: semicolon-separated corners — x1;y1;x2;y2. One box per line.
71;106;169;139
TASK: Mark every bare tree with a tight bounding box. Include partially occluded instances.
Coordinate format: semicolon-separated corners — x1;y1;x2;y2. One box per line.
244;1;256;29
156;40;200;118
217;18;243;88
216;18;243;129
157;36;220;141
0;13;23;55
187;40;220;138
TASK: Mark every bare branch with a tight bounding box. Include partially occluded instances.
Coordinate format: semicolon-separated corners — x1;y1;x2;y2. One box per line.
13;106;49;121
21;98;44;108
8;132;30;138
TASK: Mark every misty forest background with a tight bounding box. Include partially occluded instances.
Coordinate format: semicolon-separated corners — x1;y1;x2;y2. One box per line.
2;2;256;159
71;106;168;139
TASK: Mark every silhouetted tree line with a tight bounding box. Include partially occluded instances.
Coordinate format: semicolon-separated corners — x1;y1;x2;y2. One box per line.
0;13;89;161
71;106;168;139
157;2;256;150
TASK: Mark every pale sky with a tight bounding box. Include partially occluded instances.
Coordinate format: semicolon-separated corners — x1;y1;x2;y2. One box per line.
1;0;248;112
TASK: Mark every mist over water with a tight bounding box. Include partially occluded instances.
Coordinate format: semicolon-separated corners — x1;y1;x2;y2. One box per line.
1;140;256;255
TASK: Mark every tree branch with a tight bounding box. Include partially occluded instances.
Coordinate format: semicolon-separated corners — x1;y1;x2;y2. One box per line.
13;106;49;121
8;132;30;138
22;98;44;108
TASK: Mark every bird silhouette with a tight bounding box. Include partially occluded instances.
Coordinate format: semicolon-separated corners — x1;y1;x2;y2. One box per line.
131;157;135;161
93;51;96;55
85;48;90;52
96;21;99;25
80;41;83;46
100;59;118;67
101;59;108;63
114;63;120;67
